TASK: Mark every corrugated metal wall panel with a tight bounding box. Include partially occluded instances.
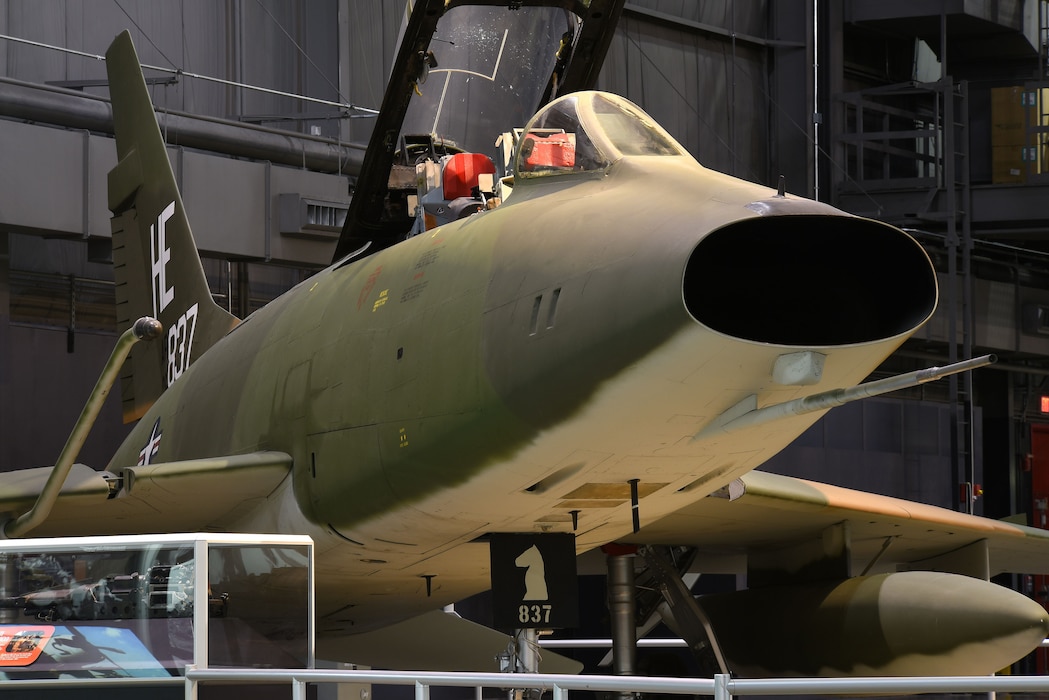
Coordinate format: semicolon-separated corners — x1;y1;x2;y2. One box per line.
341;0;404;144
177;1;227;116
1;1;765;172
239;0;304;124
627;0;767;37
5;0;69;84
599;9;769;182
301;0;341;138
2;0;341;123
97;1;192;107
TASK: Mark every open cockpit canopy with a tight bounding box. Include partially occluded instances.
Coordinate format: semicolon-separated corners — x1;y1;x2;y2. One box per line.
332;0;625;260
400;4;578;158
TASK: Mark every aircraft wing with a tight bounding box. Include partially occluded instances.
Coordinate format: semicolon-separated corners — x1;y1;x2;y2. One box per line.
0;453;291;537
626;470;1049;579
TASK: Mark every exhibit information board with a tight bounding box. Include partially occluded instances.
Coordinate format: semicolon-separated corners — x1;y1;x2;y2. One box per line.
0;532;313;680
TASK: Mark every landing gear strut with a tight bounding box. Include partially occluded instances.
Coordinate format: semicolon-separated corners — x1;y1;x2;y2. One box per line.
604;544;638;699
604;544;730;680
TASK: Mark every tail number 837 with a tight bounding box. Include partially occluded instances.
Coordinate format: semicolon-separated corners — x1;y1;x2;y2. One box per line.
167;302;199;386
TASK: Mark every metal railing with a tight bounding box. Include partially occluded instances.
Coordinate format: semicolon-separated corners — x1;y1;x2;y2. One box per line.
174;668;1049;700
5;668;1049;698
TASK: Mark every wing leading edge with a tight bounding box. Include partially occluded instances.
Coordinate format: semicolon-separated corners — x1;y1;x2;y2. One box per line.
628;469;1049;579
0;452;291;537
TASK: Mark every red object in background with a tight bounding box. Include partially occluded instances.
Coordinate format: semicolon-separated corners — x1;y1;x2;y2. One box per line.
1030;425;1049;673
442;153;496;200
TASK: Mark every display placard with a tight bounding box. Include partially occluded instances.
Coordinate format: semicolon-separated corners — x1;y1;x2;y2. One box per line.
490;533;578;630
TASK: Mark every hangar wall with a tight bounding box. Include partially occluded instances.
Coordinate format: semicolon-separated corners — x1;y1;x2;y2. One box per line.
0;0;388;142
598;3;775;181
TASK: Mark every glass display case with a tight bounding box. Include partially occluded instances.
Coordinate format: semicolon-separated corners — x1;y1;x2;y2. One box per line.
0;533;313;680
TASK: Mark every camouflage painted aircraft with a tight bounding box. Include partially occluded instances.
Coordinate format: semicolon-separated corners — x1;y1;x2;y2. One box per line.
3;0;1049;678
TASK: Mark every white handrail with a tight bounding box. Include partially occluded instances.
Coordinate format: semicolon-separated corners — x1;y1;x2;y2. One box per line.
183;667;717;695
5;667;1049;697
176;667;1049;700
539;638;689;648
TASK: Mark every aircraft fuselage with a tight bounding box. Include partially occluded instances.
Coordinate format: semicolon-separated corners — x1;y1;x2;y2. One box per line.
108;148;936;627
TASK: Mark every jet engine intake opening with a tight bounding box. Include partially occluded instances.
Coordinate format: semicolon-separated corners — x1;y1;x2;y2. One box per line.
683;216;936;346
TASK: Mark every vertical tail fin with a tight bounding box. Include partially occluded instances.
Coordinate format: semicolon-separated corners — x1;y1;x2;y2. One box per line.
105;31;238;422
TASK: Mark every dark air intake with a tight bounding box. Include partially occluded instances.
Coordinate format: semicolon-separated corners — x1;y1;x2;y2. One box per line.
683;216;937;346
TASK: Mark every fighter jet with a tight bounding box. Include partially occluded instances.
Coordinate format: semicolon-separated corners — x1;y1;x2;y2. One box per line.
2;0;1048;678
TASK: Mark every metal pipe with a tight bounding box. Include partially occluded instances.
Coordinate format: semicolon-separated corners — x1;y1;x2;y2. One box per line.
1;317;162;539
178;667;1049;696
606;552;637;678
184;668;718;694
23;668;1049;697
896;349;1049;378
714;674;731;700
0;77;365;174
517;628;539;674
539;638;687;648
0;32;377;115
